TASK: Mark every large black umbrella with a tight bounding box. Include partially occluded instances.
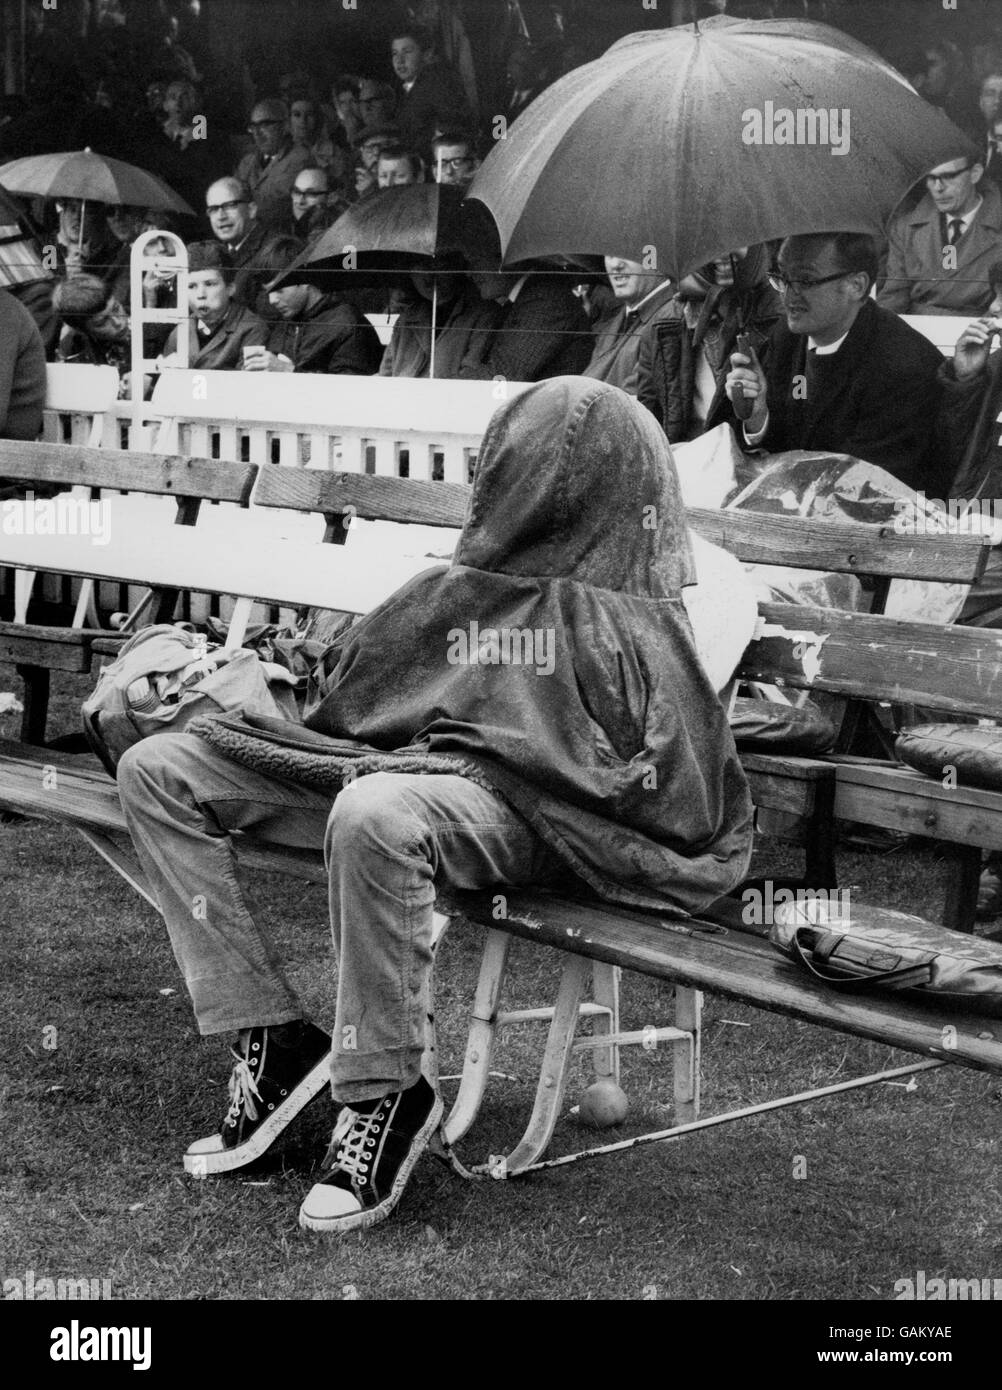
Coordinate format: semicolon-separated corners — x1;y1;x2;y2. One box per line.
469;15;977;277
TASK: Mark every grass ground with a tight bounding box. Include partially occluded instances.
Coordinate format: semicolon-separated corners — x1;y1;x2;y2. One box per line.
2;662;1001;1302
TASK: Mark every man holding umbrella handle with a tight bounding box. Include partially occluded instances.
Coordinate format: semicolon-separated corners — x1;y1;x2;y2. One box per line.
722;232;945;492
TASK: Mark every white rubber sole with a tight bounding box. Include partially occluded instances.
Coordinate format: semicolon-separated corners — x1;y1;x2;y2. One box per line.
298;1094;445;1233
183;1052;332;1177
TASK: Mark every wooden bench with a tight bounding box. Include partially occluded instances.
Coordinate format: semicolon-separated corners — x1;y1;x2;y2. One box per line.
686;506;993;931
3;439;1002;1183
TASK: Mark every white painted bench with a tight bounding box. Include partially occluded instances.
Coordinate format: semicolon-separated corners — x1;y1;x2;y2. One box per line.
147;371;530;482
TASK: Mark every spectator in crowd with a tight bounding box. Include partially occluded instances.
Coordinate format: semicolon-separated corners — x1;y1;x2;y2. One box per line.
149;77;218;223
205;177;285;319
52;273;131;374
0;184;58;356
430;131;480;189
379;258;501;378
460;264;593;381
501;37;546;128
245;237;382;376
54;198;127;301
352;124;401;202
410;0;479;118
910;39;973;130
582;254;674;399
935;257;1002;625
725;232;946;491
328;75;363;149
116;377;752;1233
289;95;321;153
0;286;46;440
390;22;471;159
641;245;783;442
356;78;397;130
286;168;346;240
377;146;425;189
161;240;268;371
878;154;1002;316
986;115;1002;190
976;69;1002;171
235;98;313;231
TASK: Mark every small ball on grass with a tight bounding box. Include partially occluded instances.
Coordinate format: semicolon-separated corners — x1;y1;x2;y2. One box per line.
577;1079;629;1129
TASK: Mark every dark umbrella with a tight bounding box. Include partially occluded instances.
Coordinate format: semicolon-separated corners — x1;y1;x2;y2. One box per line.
0;148;194;250
275;185;500;378
468;15;977;277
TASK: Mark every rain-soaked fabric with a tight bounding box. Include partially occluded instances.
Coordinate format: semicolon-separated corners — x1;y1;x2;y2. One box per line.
194;377;754;915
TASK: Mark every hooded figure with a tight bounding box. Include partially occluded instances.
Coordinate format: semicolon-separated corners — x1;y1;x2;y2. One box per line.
119;377;753;1236
197;376;753;913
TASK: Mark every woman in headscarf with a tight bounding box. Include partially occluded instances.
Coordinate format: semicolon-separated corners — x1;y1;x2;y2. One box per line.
117;377;753;1236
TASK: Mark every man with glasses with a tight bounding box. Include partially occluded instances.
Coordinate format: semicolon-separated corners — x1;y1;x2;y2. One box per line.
878;155;1002;315
356;79;397;129
725;232;944;490
431;132;479;189
287;168;344;239
234;99;312;231
205;177;285;320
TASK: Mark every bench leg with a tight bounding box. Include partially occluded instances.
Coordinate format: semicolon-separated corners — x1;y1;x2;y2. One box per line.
496;952;591;1177
672;987;701;1125
442;926;512;1147
803;775;837;888
15;663;49;745
589;961;621;1085
941;843;981;934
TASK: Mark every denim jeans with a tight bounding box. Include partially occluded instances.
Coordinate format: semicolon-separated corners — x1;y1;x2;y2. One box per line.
117;735;562;1103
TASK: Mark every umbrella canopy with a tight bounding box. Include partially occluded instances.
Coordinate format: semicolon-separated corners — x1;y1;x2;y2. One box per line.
469;15;977;278
0;149;195;216
306;182;497;274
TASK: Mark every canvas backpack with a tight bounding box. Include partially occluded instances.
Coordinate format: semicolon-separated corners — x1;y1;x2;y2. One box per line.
81;623;300;777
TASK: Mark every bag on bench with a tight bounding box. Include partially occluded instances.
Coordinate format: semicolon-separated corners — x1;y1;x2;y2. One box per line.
81;624;300;776
769;899;1002;1017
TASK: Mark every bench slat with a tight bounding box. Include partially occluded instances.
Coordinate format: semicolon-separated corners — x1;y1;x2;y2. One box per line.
687;507;988;584
0;624;98;671
743;602;1002;717
834;762;1002;849
251;466;469;528
0;439;256;504
0;519;439;614
445;889;1002;1073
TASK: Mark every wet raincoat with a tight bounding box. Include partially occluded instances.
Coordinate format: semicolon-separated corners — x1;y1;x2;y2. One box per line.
194;377;753;915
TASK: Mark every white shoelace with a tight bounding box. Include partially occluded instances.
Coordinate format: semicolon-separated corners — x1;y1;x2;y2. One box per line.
225;1047;263;1125
324;1104;383;1182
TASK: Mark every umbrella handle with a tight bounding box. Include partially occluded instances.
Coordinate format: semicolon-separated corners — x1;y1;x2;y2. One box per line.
430;278;437;381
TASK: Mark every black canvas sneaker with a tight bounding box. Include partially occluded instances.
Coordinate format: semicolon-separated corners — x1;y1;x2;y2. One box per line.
184;1021;332;1176
298;1075;444;1233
